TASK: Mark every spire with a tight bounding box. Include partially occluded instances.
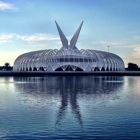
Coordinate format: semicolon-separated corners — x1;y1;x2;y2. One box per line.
55;21;68;48
70;21;83;49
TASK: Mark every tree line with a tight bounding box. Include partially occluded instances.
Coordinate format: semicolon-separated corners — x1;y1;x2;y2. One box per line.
0;63;13;71
126;63;140;71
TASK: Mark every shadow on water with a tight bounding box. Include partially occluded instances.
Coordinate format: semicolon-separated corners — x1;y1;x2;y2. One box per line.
13;76;124;127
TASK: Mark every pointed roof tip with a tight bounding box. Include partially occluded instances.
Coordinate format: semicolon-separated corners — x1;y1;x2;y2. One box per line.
55;21;68;48
55;21;58;26
81;21;84;24
55;21;84;49
70;21;84;49
81;21;84;27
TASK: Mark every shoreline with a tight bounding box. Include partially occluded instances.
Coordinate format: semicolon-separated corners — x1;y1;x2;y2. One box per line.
0;71;140;76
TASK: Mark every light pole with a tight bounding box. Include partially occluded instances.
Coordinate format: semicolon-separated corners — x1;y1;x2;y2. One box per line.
108;46;109;52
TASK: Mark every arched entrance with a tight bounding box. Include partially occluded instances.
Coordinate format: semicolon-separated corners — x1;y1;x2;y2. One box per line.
55;65;83;71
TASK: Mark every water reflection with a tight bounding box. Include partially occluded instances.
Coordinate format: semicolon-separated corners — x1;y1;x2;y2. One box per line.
13;76;124;126
13;76;124;95
56;77;83;126
2;76;140;139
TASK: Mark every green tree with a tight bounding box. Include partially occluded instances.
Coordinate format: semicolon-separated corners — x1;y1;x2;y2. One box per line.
128;63;138;71
4;62;10;71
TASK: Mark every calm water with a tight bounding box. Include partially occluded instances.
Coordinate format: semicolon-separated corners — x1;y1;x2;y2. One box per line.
0;76;140;139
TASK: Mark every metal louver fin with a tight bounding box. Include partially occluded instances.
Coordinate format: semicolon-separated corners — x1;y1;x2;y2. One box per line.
55;21;68;48
70;21;83;49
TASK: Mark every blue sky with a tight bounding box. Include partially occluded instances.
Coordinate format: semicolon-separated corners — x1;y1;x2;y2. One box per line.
0;0;140;67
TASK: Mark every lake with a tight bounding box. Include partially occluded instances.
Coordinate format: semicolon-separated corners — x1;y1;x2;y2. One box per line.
0;76;140;139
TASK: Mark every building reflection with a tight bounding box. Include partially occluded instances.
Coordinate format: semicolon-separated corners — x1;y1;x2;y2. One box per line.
55;77;83;126
14;76;124;126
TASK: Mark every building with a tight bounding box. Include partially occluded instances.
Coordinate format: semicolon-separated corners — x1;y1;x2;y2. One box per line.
13;21;125;72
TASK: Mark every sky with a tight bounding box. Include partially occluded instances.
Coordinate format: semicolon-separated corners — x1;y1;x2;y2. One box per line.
0;0;140;67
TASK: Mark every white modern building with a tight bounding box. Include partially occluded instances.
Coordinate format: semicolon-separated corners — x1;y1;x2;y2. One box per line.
13;21;125;72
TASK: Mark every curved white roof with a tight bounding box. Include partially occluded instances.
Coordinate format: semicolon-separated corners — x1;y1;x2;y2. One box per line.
13;22;125;72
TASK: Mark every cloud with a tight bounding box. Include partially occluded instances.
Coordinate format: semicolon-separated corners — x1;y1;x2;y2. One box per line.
27;43;49;48
0;33;60;45
17;33;59;42
0;33;15;44
91;41;140;49
133;36;140;39
127;44;140;49
92;41;124;46
132;46;140;58
101;41;123;46
0;1;18;11
57;41;62;44
127;31;138;34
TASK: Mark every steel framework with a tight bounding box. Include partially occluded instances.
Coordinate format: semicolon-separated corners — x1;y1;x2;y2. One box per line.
13;22;125;71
